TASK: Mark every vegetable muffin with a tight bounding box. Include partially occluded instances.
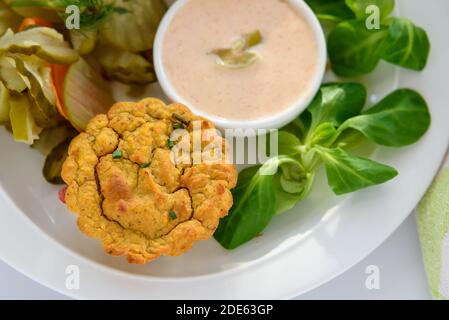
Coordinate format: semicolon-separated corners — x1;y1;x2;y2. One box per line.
61;98;237;264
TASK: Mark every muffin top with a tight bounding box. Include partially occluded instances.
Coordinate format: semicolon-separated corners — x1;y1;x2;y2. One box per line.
62;98;237;264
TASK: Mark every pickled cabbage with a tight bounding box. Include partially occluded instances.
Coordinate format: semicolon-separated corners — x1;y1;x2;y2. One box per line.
99;0;167;52
95;44;155;84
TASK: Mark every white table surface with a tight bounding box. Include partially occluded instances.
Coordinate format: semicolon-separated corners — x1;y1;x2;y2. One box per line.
0;212;431;300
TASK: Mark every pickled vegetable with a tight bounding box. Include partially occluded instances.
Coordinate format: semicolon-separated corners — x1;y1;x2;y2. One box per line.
50;63;69;119
18;16;52;31
0;81;10;123
43;139;70;184
9;93;41;144
210;30;263;69
0;55;29;92
32;122;76;156
4;0;61;22
0;1;21;36
63;57;114;131
12;55;60;127
99;0;167;52
70;30;97;55
0;27;78;64
95;44;155;84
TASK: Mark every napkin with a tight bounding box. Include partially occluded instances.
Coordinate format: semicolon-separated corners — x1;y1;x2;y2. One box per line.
417;153;449;300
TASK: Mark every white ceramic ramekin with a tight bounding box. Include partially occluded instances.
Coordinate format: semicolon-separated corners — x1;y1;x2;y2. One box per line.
153;0;327;130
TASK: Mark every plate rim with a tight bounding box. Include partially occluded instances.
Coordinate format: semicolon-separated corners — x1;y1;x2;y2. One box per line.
0;0;447;299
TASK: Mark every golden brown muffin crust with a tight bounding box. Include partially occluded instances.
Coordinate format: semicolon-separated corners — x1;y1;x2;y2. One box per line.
62;98;237;264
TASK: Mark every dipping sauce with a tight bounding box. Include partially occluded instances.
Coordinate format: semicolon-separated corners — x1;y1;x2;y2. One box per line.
162;0;319;121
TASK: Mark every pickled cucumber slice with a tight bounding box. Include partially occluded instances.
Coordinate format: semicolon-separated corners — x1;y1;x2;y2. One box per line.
0;27;78;64
63;57;114;131
0;55;29;92
0;81;10;123
28;92;60;128
43;139;70;185
9;93;41;144
13;54;56;105
10;54;59;127
70;30;97;55
11;54;59;127
210;30;263;69
211;50;258;69
3;0;61;22
99;0;167;52
95;44;155;84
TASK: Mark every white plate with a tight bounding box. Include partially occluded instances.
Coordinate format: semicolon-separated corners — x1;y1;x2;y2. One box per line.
0;0;448;299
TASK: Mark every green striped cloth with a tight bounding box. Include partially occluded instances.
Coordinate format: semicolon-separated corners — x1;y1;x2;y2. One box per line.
417;154;449;300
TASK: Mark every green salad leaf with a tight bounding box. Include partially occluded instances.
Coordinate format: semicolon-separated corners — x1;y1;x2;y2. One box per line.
214;164;278;249
339;89;431;147
307;82;367;130
315;146;397;195
378;17;431;71
215;155;311;249
308;0;430;77
215;83;431;249
345;0;395;20
305;0;355;23
327;20;388;77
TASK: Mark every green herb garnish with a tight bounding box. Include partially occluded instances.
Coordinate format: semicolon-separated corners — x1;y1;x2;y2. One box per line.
215;83;431;249
9;0;129;30
172;113;190;127
140;162;150;169
172;123;184;130
169;211;177;220
166;138;174;150
112;149;123;159
210;30;262;69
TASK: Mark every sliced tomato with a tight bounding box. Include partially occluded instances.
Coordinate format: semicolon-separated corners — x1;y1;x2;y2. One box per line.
58;185;68;204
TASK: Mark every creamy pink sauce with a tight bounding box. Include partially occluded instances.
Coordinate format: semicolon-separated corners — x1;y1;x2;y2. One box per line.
162;0;318;121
